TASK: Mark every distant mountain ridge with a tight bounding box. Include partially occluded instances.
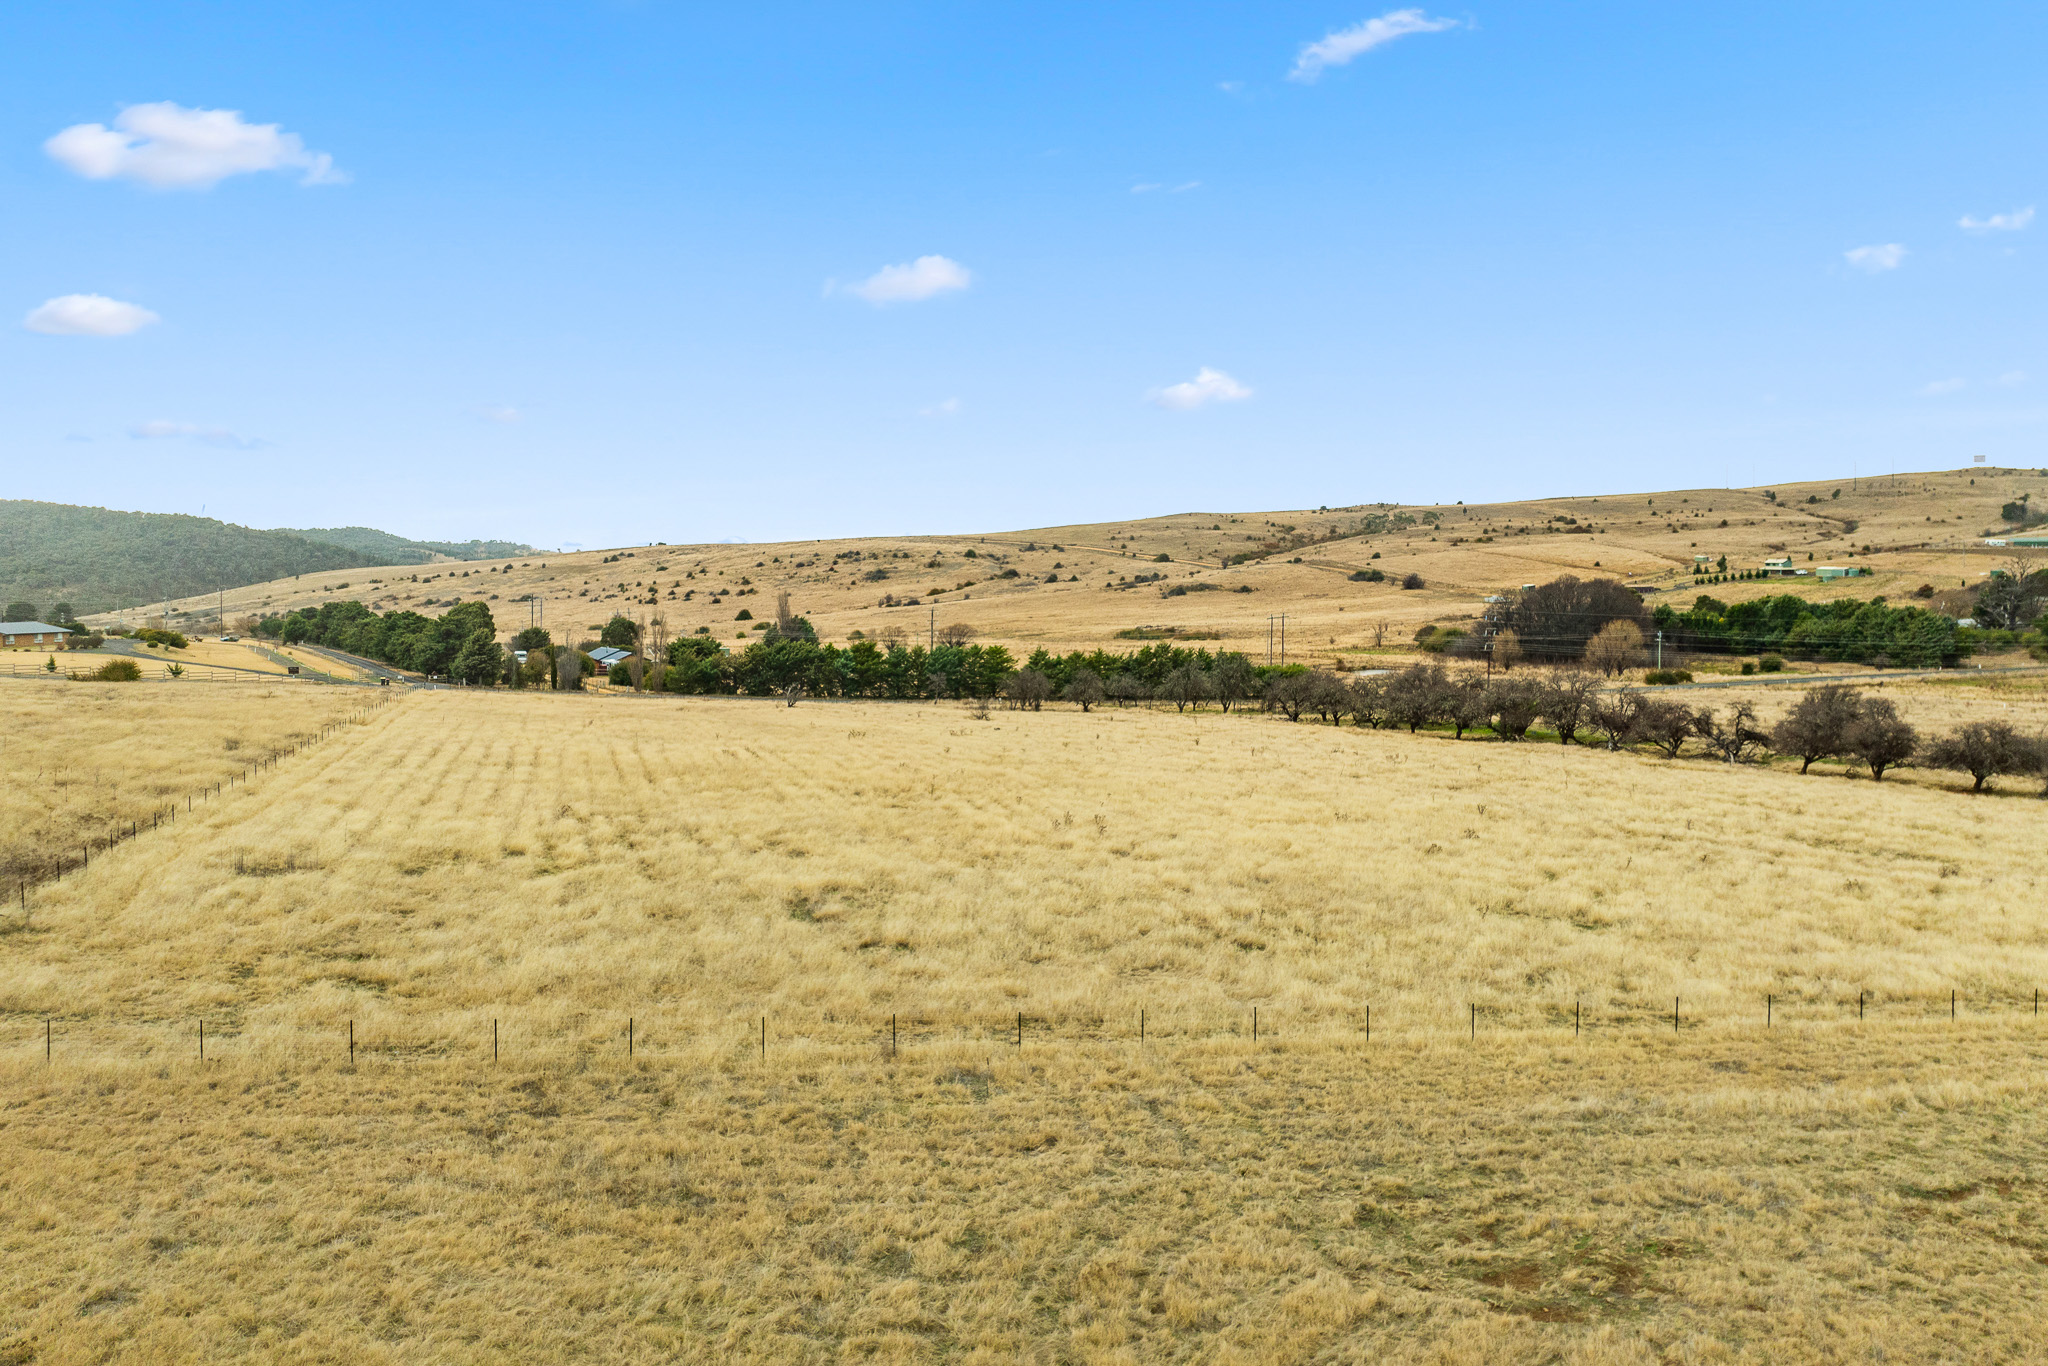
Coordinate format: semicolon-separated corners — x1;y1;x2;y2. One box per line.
0;500;533;615
274;526;538;564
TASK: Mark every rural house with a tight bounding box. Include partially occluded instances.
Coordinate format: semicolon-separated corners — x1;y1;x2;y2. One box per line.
1;621;74;648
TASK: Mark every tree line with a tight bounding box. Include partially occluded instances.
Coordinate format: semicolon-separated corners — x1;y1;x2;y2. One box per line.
261;600;503;683
1450;575;1967;669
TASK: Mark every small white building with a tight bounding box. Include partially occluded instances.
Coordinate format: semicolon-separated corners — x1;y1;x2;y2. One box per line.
0;621;74;648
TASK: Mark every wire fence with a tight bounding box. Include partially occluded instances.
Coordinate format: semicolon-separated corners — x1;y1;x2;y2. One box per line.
6;694;400;906
8;990;2041;1072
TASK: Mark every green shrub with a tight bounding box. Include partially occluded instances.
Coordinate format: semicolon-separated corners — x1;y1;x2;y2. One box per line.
73;658;143;682
1759;654;1784;673
1741;662;1756;675
1644;669;1693;685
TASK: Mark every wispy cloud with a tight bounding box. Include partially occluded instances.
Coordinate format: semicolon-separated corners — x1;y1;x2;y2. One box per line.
1289;9;1461;82
47;102;344;189
918;398;962;418
1996;370;2029;387
1844;243;1906;273
130;419;266;449
1918;377;1966;397
23;293;159;336
1149;367;1252;410
1959;207;2034;233
477;406;525;424
844;255;971;305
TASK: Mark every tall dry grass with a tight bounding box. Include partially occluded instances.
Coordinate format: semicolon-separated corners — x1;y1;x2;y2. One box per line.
8;690;2043;1055
0;680;372;889
2;1025;2044;1363
7;686;2048;1362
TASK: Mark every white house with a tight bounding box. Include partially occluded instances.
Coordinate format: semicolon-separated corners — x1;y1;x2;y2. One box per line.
0;621;73;648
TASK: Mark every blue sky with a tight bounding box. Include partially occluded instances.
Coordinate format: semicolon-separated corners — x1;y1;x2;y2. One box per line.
3;2;2043;548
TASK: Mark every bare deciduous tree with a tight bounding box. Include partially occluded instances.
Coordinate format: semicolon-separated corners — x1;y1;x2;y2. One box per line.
1158;664;1215;713
1005;668;1052;711
1491;629;1523;673
1583;620;1646;677
1212;654;1257;712
1637;699;1695;758
1540;671;1600;745
1846;696;1916;781
1585;689;1645;751
1693;701;1770;764
936;622;978;646
1108;673;1149;706
1772;684;1863;773
1923;720;2035;790
1482;677;1544;740
1062;668;1106;712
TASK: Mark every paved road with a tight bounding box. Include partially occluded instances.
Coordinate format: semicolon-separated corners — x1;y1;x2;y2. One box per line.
291;642;434;687
1624;663;2046;694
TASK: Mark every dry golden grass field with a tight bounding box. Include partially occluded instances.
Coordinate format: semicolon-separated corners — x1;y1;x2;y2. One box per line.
95;465;2048;671
5;684;2048;1362
0;682;376;890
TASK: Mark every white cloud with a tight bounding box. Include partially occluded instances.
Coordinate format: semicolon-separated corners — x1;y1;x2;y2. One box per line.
1996;370;2029;387
1844;243;1906;273
1959;207;2034;233
23;293;160;336
1289;9;1460;82
846;255;971;304
129;419;265;449
918;398;962;418
1919;377;1966;396
46;102;344;189
1218;81;1245;94
478;406;525;424
1149;367;1253;410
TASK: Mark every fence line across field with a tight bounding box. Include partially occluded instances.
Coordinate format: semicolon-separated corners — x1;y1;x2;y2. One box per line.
11;991;2042;1071
6;695;399;908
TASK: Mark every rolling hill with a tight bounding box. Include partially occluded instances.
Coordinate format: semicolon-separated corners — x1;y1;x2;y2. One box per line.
272;526;538;564
0;501;536;617
92;465;2048;664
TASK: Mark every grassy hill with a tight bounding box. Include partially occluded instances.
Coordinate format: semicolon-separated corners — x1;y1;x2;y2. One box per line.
0;501;539;617
0;500;383;617
111;465;2048;664
274;526;538;564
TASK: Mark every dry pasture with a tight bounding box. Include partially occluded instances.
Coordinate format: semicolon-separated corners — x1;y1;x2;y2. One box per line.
3;685;2047;1362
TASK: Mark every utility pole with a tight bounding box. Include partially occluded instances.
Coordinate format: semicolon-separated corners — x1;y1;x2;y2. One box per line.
1267;614;1288;666
1655;630;1663;670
